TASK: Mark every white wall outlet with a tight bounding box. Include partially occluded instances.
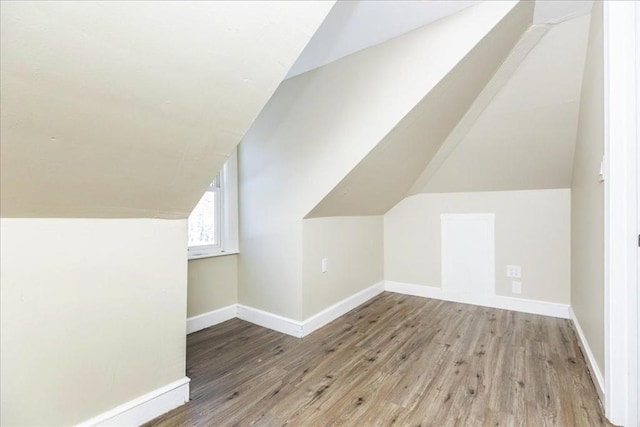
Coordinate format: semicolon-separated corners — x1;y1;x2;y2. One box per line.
511;281;522;294
506;265;521;278
321;258;328;273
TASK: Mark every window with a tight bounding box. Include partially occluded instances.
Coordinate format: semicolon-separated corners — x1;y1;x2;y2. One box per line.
188;175;222;248
188;150;239;259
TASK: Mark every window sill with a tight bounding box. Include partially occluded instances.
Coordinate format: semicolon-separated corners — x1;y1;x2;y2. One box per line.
188;250;239;261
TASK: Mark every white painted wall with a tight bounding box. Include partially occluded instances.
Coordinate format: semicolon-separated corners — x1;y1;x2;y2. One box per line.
302;217;383;318
0;219;187;426
571;0;604;375
188;255;238;318
385;190;571;304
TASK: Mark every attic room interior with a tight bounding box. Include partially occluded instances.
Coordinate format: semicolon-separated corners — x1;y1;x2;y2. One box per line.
0;0;638;426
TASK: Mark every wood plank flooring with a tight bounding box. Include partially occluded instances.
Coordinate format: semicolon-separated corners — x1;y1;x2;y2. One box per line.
146;293;612;426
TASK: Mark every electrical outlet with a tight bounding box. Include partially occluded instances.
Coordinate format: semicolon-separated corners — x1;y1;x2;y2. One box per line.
506;265;521;278
321;258;328;273
512;281;522;294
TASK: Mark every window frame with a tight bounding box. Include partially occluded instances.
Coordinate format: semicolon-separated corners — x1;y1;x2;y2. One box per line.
187;149;239;260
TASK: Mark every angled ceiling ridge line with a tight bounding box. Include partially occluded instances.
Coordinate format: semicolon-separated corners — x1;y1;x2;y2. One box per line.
406;24;551;196
542;11;594;26
303;1;530;219
566;17;595;185
304;16;535;219
285;1;482;79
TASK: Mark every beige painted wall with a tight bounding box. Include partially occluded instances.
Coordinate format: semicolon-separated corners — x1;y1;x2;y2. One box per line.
385;190;571;304
0;219;187;426
302;217;384;318
570;1;604;374
238;2;520;320
237;207;304;320
188;255;238;317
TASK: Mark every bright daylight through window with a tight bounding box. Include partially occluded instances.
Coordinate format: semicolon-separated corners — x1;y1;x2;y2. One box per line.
188;175;221;248
187;150;238;259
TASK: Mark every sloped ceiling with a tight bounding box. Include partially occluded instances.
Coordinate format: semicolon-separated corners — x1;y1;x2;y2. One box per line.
533;0;594;24
406;24;549;194
240;1;527;223
286;0;480;79
0;1;334;218
289;0;593;80
307;5;592;217
414;14;590;194
306;1;534;218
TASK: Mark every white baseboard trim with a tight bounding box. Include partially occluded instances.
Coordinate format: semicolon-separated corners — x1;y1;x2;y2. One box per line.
236;304;303;338
569;307;605;402
76;377;190;427
301;281;385;336
385;281;570;319
187;305;236;334
235;281;385;338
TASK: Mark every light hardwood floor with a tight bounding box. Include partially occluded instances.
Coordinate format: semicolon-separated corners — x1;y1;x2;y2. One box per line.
146;292;612;426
